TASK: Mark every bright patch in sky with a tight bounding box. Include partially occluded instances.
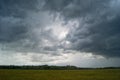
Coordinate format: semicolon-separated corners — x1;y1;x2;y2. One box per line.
48;19;69;40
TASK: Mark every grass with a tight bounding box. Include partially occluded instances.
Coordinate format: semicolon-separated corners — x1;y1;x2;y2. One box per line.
0;69;120;80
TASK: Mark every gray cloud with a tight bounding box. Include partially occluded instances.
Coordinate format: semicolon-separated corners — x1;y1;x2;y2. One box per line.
44;0;110;20
44;0;120;57
0;0;120;58
0;0;39;43
0;16;27;43
68;15;120;57
0;0;59;54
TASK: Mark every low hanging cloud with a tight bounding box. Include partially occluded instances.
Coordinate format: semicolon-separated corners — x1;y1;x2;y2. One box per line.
44;0;120;57
0;0;39;43
0;0;61;54
0;0;120;58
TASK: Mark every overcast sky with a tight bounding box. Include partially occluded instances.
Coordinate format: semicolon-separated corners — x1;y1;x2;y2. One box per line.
0;0;120;67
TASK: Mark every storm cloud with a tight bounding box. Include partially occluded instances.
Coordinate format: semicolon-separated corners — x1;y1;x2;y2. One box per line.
43;0;120;57
0;0;60;54
0;0;120;59
0;0;39;43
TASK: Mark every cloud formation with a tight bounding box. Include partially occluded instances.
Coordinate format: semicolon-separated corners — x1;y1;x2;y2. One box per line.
0;0;60;54
0;0;120;59
0;0;39;43
44;0;120;57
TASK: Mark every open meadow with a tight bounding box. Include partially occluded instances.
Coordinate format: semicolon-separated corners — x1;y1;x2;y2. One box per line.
0;69;120;80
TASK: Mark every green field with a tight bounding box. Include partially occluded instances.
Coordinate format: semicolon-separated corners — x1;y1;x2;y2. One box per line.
0;69;120;80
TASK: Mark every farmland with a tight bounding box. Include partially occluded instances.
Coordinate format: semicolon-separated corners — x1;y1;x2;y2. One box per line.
0;69;120;80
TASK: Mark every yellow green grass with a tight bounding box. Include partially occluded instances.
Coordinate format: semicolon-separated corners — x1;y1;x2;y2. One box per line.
0;69;120;80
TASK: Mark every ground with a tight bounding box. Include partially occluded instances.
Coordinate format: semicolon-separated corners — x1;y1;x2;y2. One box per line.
0;69;120;80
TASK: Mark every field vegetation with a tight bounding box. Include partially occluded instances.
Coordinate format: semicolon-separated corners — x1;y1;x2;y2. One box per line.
0;69;120;80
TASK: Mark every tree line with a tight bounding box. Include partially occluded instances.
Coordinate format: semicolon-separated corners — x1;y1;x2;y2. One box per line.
0;65;119;70
0;65;79;70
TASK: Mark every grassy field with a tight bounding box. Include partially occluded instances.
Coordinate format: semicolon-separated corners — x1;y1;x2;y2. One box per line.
0;69;120;80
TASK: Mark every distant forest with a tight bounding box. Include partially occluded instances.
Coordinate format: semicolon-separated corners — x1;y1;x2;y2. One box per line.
0;65;120;70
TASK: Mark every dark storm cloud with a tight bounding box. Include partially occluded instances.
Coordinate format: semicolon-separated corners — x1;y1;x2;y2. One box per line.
44;0;120;57
0;0;56;53
0;16;27;42
44;0;110;19
67;15;120;57
0;0;120;58
0;0;39;43
0;0;39;17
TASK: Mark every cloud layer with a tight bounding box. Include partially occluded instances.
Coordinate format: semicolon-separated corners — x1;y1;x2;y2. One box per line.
0;0;60;54
0;0;120;59
44;0;120;57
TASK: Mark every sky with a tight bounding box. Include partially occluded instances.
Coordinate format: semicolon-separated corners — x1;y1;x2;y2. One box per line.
0;0;120;67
